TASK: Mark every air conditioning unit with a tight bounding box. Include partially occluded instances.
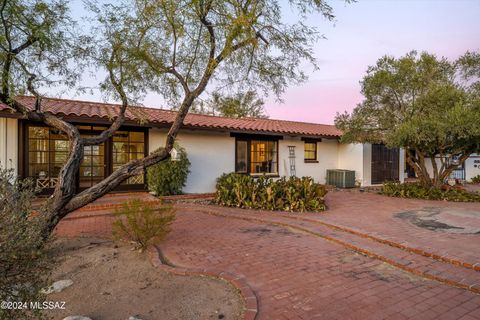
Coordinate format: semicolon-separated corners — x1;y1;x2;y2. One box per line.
326;169;356;188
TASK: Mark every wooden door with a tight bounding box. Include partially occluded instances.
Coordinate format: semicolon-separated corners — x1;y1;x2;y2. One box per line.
371;144;399;184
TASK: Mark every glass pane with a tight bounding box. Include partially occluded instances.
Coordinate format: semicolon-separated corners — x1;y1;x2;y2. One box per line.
29;140;49;151
29;151;49;164
129;131;144;142
250;140;277;174
91;145;104;156
29;127;48;139
80;166;91;177
29;163;48;178
82;155;92;166
113;153;128;164
304;142;317;160
89;166;104;177
49;164;63;177
130;153;144;160
50;151;69;164
128;143;144;153
113;142;128;153
113;131;129;141
51;140;69;152
76;125;92;130
84;146;92;156
91;155;104;165
49;129;68;140
110;130;145;184
236;141;247;173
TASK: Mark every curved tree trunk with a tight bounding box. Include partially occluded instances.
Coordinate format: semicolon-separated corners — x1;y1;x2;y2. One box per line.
405;148;472;188
405;149;432;187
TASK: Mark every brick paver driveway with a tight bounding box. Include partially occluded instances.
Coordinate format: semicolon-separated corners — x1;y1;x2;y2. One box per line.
56;192;480;320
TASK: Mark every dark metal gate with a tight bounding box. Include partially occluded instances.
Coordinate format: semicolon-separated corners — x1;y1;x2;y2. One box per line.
371;144;400;184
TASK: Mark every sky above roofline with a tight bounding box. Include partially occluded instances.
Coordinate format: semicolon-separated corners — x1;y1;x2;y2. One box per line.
63;0;480;126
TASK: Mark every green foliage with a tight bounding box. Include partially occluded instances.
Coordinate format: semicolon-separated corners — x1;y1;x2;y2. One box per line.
471;175;480;184
335;51;480;187
215;173;328;212
0;0;83;96
147;145;191;196
382;182;480;202
112;199;176;251
0;169;55;320
89;0;338;103
212;91;267;118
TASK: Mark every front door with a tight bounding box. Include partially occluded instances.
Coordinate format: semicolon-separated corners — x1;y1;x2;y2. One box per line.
371;144;399;184
79;127;107;189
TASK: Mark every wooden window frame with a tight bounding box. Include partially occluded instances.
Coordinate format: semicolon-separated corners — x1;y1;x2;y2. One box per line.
233;134;280;177
20;120;149;194
303;138;320;163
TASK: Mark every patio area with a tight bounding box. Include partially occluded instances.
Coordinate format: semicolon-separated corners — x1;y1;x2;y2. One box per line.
55;191;480;320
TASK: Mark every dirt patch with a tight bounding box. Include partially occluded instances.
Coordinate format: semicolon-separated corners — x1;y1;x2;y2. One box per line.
46;237;244;320
396;207;480;234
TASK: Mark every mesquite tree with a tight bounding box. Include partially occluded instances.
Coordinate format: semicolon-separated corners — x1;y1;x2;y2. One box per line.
0;0;338;235
335;51;480;187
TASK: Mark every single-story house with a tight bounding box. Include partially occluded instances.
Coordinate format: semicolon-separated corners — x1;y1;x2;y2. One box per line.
0;96;477;194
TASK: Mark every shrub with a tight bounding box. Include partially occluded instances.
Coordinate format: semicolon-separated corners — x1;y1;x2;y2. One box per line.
147;144;191;196
382;181;480;202
471;175;480;184
112;199;176;251
0;169;56;320
215;173;328;212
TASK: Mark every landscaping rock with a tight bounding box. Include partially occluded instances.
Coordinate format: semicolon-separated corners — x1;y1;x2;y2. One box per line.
63;316;92;320
128;316;143;320
42;279;74;294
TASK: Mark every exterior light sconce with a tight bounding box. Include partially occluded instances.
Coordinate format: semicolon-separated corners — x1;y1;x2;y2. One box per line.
170;147;181;161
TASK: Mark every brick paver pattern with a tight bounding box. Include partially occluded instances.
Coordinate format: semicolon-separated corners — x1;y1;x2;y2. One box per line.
55;192;480;320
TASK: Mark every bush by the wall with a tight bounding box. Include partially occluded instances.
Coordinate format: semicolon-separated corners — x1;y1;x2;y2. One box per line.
216;173;328;212
382;181;480;202
471;175;480;184
0;169;56;320
112;199;176;251
147;144;191;196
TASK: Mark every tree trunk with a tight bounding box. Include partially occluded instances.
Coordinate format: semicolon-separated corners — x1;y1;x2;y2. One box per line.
405;149;472;188
405;149;432;187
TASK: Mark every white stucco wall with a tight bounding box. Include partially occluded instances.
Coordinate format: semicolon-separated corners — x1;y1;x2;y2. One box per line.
362;144;372;186
423;157;441;179
465;154;480;181
278;137;339;184
149;128;235;193
399;148;406;183
337;143;364;185
149;130;345;193
147;128;414;192
0;118;18;174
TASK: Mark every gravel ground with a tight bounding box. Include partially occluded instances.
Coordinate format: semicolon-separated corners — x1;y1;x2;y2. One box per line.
46;237;244;320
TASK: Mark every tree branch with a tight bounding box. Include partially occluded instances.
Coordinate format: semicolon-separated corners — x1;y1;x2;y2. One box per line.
83;50;128;145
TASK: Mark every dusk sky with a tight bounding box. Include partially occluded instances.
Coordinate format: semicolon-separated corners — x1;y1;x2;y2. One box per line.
67;0;480;125
263;0;480;124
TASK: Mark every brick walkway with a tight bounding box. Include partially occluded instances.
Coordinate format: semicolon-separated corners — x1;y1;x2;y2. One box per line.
55;192;480;320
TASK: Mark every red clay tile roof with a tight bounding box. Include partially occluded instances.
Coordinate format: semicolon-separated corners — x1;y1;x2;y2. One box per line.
0;96;342;138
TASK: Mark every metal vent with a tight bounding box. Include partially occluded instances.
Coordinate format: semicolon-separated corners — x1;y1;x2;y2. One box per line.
326;169;356;188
